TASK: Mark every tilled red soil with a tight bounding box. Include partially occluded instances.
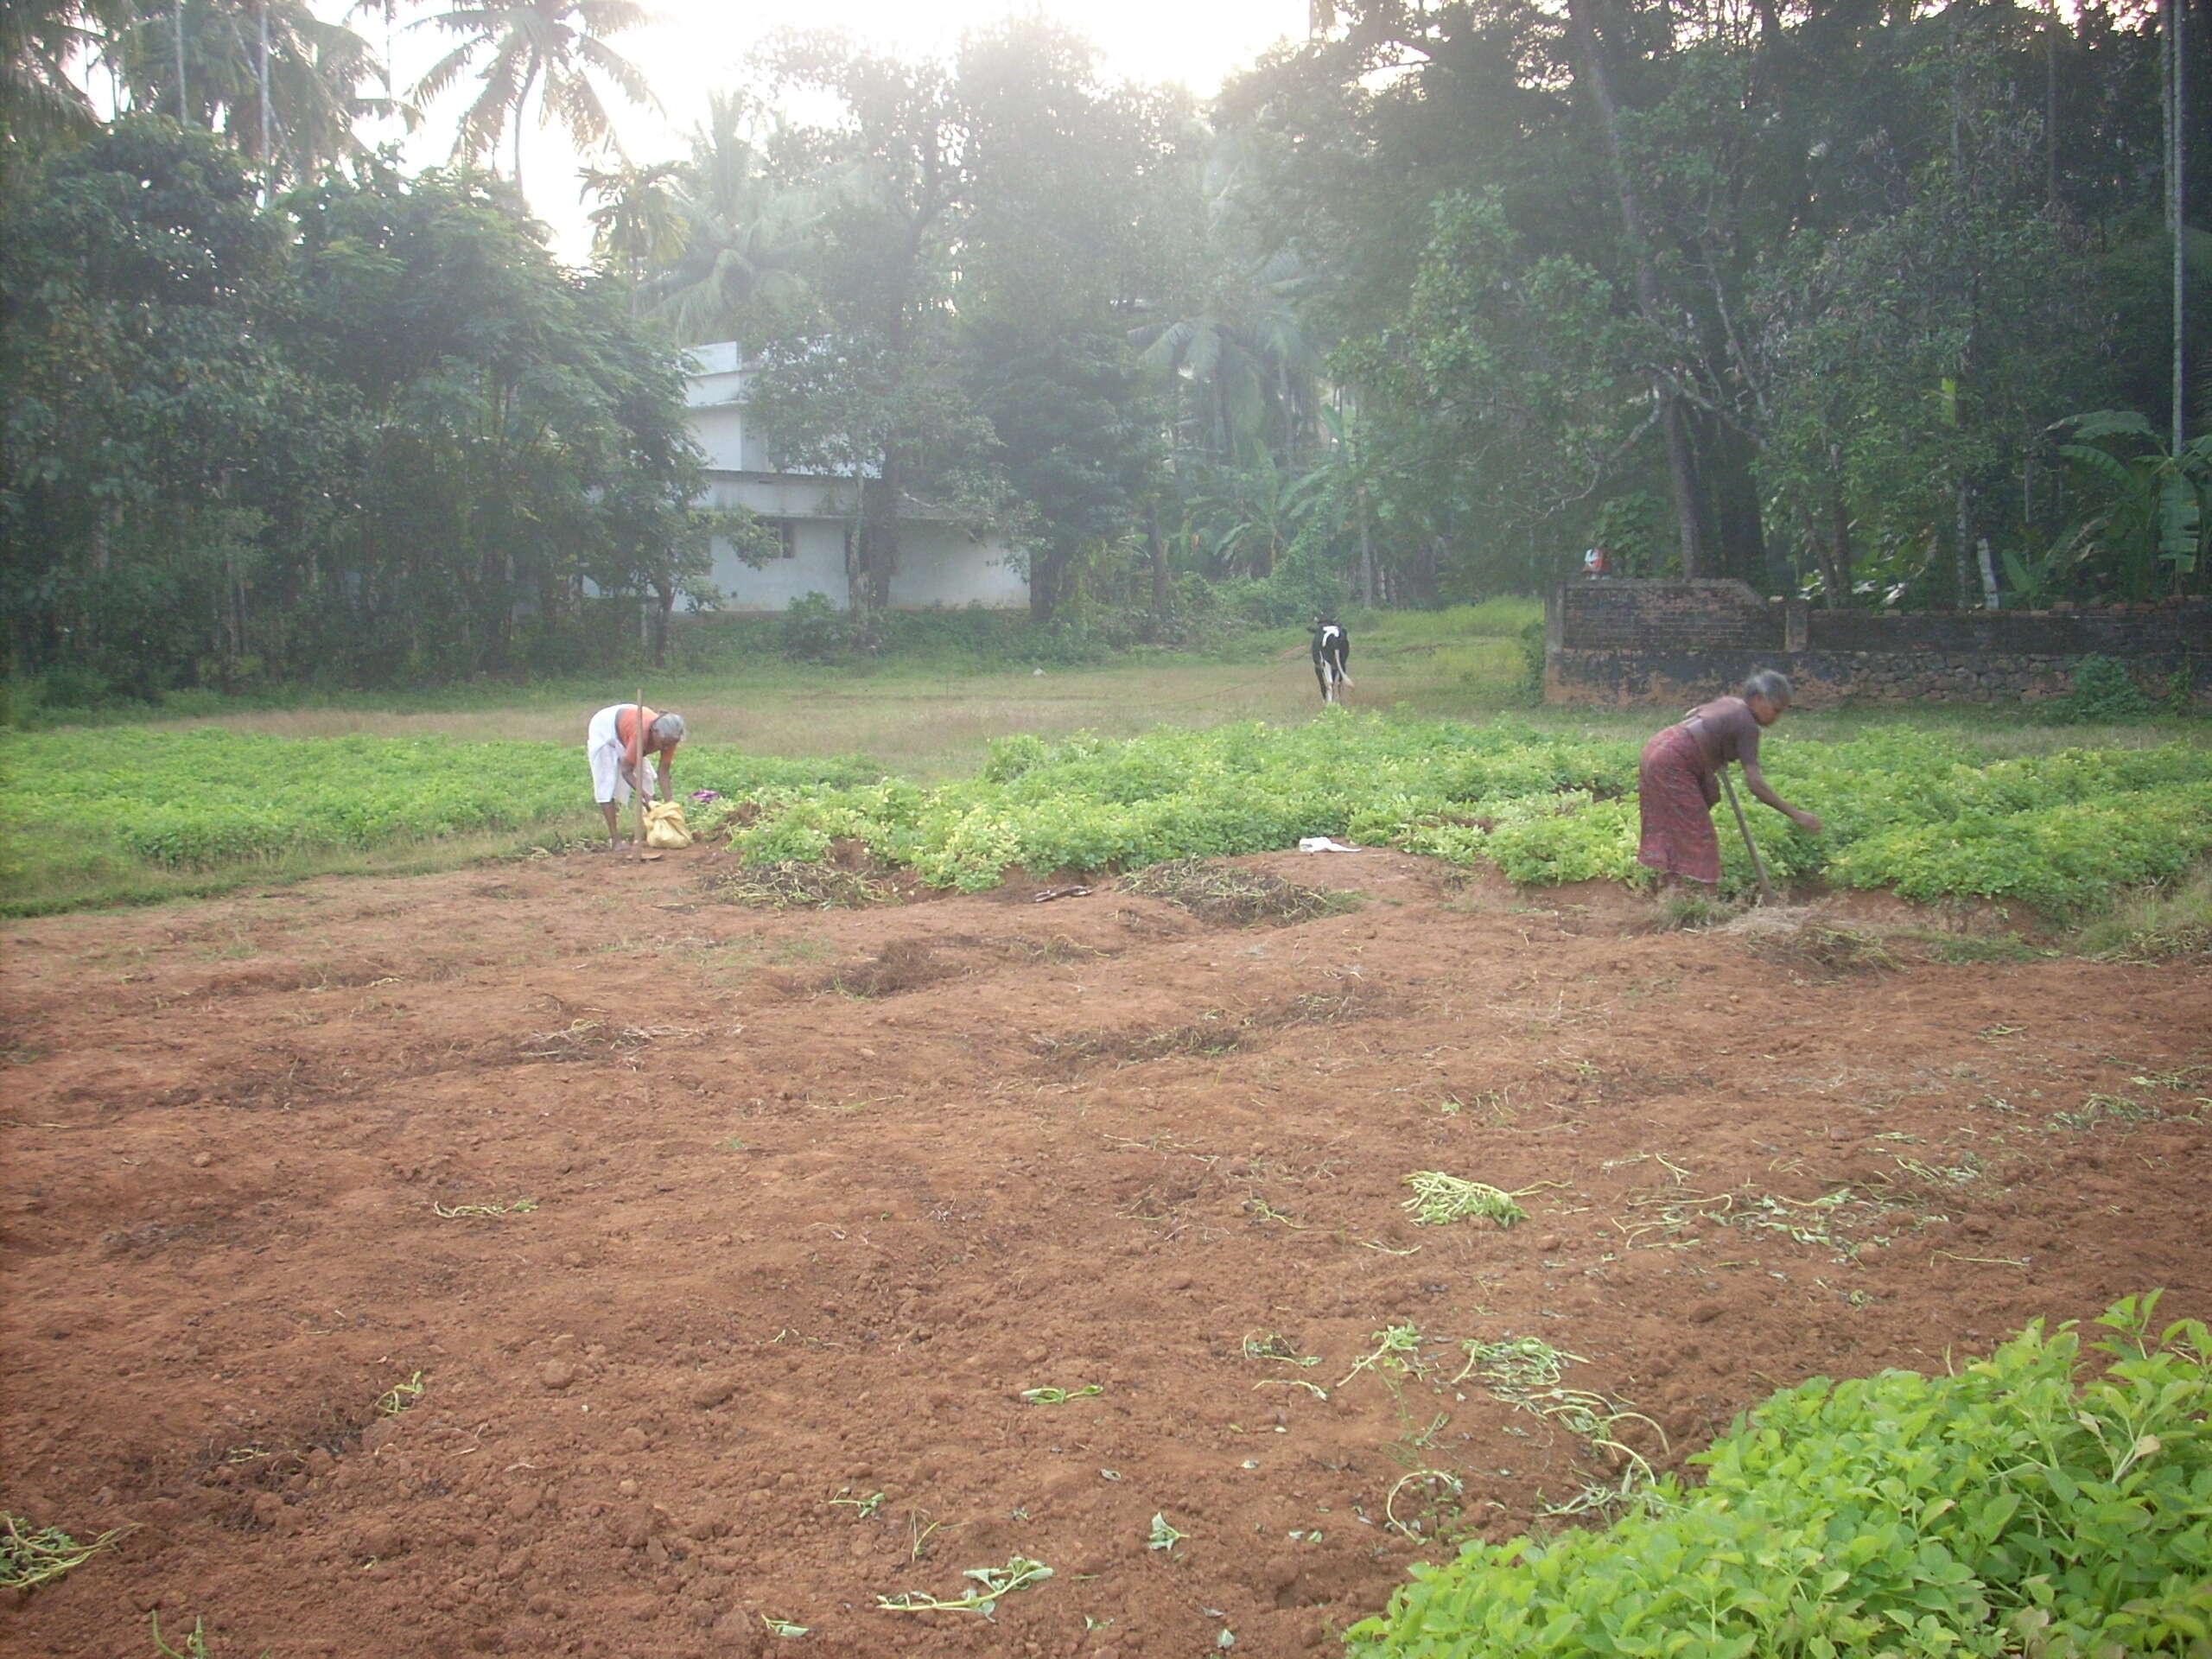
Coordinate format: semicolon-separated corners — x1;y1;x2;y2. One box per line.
3;849;2209;1659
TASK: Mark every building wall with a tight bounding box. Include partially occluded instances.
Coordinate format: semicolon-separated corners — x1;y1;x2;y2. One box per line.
1544;580;2211;708
700;474;1027;613
678;342;1027;614
706;514;849;612
887;523;1028;610
683;362;779;474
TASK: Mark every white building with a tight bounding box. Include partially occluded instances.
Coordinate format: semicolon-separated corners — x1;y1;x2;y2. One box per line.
684;342;1027;613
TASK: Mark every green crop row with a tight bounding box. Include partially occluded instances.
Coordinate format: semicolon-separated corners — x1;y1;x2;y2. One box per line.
1344;1295;2212;1659
6;716;2207;914
0;728;877;878
720;715;2211;912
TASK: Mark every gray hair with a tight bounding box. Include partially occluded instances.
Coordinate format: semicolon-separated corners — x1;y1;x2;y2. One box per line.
1739;670;1793;708
651;712;686;746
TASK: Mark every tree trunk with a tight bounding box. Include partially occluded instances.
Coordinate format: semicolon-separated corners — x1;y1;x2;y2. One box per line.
257;0;270;171
1357;486;1376;607
1567;0;1712;576
861;454;899;624
1955;476;1976;611
1699;412;1769;587
1824;461;1854;607
1030;550;1065;624
2045;0;2061;214
845;473;869;622
651;579;675;664
2167;0;2187;453
512;60;540;188
1147;497;1170;630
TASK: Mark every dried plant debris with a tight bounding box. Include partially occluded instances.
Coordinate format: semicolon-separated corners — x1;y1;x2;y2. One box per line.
1120;860;1357;927
710;861;898;910
1721;908;1900;973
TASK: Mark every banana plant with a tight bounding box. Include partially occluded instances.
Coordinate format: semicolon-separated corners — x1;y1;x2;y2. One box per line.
2052;410;2209;600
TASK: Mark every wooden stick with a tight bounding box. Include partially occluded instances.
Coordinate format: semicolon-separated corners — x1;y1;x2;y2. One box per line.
632;686;646;860
1719;767;1775;904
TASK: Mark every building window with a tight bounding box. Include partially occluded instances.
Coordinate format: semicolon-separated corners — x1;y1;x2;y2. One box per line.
770;519;798;559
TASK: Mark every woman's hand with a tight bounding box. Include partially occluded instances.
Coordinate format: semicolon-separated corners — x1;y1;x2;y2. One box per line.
1791;808;1823;835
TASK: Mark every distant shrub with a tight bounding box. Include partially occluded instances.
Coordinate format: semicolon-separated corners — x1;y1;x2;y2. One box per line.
1515;617;1547;704
33;667;111;710
2049;653;2157;722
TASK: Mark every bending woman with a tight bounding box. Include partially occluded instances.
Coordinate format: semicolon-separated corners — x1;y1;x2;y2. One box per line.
1637;670;1822;886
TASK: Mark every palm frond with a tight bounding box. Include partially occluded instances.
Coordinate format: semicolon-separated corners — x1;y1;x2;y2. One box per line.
2056;410;2158;446
2056;442;2135;492
573;33;654;111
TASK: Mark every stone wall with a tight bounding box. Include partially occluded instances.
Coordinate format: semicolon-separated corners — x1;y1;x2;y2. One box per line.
1545;580;2210;709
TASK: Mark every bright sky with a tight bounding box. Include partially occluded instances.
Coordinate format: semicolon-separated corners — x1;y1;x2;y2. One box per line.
371;0;1308;260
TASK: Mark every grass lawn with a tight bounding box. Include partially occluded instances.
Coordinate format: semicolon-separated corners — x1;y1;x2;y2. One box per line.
48;603;1531;775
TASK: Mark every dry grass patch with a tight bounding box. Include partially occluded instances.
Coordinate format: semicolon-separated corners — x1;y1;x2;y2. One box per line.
814;938;966;999
518;1020;712;1059
709;860;900;910
1720;907;1902;975
1037;1009;1253;1065
1035;984;1400;1067
1120;859;1357;927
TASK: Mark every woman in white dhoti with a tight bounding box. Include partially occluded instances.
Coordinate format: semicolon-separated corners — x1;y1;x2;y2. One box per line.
586;703;685;847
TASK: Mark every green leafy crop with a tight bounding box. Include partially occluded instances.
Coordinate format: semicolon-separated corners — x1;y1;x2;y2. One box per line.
719;717;2212;913
1344;1294;2212;1658
0;728;875;899
12;716;2209;918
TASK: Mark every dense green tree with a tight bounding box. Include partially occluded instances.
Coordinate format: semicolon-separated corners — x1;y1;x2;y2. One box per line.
1;118;713;691
965;326;1160;622
735;32;1001;627
281;158;707;672
1224;0;2204;604
0;118;296;692
950;19;1179;623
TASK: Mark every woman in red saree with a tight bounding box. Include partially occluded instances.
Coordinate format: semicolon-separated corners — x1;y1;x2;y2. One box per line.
1637;671;1822;885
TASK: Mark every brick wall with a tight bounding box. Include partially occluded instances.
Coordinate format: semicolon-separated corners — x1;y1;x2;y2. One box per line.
1545;581;2211;709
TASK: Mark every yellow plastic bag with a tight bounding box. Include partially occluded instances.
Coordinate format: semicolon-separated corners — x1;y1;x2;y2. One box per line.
643;799;693;849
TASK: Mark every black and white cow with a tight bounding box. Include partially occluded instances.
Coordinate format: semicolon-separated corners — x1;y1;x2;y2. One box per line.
1312;617;1351;703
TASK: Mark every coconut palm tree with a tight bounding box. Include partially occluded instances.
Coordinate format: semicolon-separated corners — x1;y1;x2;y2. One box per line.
409;0;655;191
579;155;687;280
110;0;385;179
638;94;820;344
1133;245;1324;467
1;0;131;149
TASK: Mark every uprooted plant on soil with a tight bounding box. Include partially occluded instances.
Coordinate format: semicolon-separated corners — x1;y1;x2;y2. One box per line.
0;1513;127;1591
